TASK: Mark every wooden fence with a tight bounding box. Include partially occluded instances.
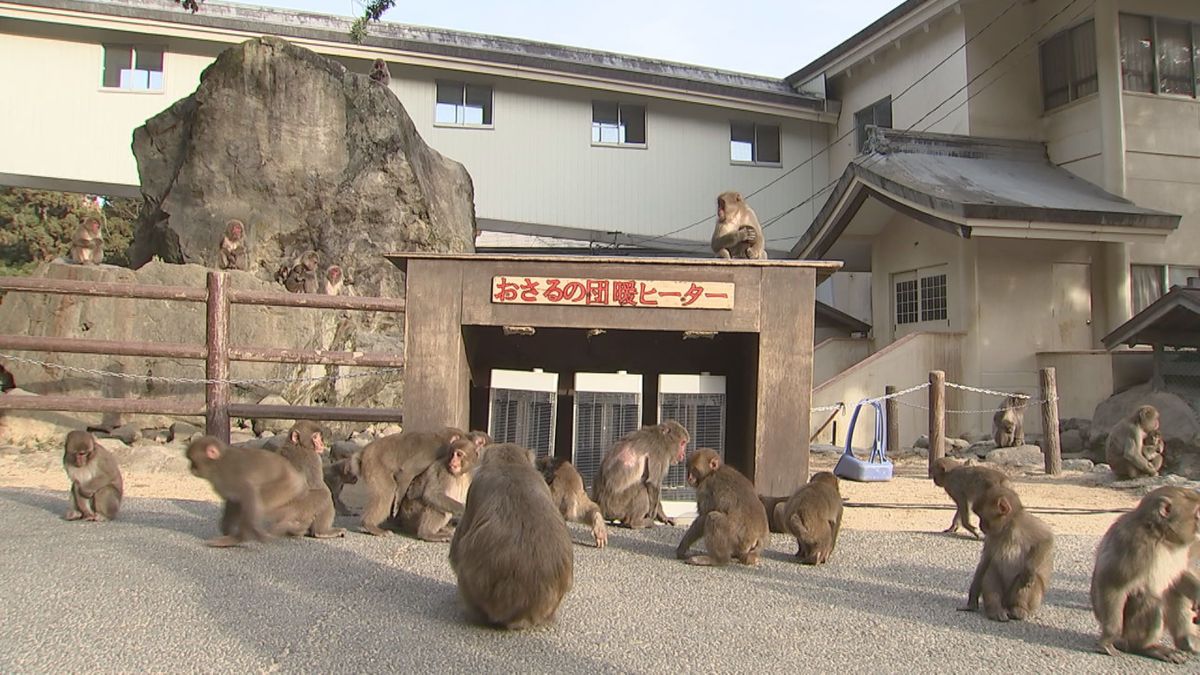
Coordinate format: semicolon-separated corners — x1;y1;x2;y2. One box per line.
0;272;406;443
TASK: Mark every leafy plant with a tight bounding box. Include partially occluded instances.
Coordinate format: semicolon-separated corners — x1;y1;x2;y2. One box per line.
0;188;138;271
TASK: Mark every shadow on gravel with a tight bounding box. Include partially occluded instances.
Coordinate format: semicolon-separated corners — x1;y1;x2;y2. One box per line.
0;486;66;517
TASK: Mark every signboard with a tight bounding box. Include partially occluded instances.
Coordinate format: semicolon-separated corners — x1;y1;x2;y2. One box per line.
491;276;734;310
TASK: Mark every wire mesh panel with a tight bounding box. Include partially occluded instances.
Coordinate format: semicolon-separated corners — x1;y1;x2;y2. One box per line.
489;389;556;459
572;392;641;489
660;393;727;500
488;369;559;460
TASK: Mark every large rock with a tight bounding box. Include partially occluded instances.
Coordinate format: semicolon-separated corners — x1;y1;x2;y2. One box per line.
1091;384;1200;442
129;36;476;302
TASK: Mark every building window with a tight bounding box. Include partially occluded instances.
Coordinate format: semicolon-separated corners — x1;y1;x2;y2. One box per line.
1039;20;1097;111
893;267;948;326
730;122;780;164
435;81;493;126
591;101;646;145
1120;14;1200;98
102;44;163;91
1131;263;1200;313
854;96;892;152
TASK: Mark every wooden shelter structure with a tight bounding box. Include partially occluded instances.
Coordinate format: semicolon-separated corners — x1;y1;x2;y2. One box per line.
388;253;839;495
1103;277;1200;391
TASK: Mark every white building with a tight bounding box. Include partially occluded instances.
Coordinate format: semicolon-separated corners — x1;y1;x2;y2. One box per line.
0;0;1195;442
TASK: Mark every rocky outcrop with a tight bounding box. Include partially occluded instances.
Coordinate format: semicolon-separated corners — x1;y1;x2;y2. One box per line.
1091;384;1200;479
0;261;403;434
129;36;476;301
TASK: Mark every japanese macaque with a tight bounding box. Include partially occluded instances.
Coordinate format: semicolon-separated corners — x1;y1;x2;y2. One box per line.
357;427;464;536
185;436;309;547
449;443;573;630
368;58;391;87
274;421;344;539
397;438;479;542
321;265;344;296
218;219;248;270
779;472;843;565
676;448;769;566
324;452;361;516
1106;405;1164;479
592;420;690;528
959;486;1054;622
931;457;1011;539
537;456;608;548
711;191;766;260
759;495;789;534
69;217;104;265
992;395;1027;448
283;250;320;293
62;430;123;521
1091;486;1200;663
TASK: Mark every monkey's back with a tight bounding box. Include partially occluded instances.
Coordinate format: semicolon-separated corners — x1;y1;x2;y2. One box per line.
700;466;769;542
783;480;842;531
450;462;573;628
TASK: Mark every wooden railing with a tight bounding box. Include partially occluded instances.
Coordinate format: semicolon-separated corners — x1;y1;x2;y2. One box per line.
0;272;406;442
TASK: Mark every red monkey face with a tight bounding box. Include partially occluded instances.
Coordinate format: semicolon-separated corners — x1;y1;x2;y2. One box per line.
231;223;243;238
328;266;342;281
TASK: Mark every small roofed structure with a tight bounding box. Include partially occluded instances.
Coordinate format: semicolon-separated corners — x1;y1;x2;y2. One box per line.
1103;278;1200;391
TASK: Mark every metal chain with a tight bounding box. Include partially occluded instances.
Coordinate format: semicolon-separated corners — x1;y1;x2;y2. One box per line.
893;397;1060;414
811;403;843;413
945;382;1030;399
866;381;930;403
0;352;401;387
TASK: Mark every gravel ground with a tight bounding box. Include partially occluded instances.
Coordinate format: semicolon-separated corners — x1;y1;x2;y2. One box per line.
0;487;1186;674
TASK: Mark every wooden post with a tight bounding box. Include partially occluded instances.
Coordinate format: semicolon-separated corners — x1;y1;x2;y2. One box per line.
1040;367;1062;475
205;271;231;444
885;385;898;457
928;370;945;477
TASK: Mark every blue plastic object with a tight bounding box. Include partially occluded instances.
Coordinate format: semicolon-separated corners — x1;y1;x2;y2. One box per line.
833;398;894;482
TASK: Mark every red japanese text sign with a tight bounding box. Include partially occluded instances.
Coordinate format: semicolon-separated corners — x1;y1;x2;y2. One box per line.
491;276;735;310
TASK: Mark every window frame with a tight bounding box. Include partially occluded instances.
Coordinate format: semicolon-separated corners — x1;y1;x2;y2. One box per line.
1039;19;1098;113
433;80;495;129
1118;13;1200;100
1131;263;1200;313
729;121;782;166
893;266;949;329
854;96;893;152
99;43;165;93
590;100;647;148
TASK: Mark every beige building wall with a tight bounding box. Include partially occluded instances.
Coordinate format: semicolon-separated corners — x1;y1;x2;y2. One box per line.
382;66;828;243
825;9;970;174
0;22;216;187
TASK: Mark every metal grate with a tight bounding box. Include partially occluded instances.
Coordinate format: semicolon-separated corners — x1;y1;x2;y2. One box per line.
489;388;556;459
660;393;727;500
573;391;641;489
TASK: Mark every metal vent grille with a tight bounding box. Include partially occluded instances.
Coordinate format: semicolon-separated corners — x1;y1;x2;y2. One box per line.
573;391;641;488
660;393;727;500
488;388;556;459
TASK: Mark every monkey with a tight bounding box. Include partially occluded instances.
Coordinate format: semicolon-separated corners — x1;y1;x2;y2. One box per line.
1090;486;1200;663
272;421;344;539
321;265;344;296
1144;430;1166;475
449;443;573;630
283;250;320;293
217;219;248;270
68;217;104;265
466;430;493;450
931;457;1011;539
592;420;690;529
991;395;1027;448
537;456;608;548
758;495;790;533
675;448;769;566
779;471;843;565
357;427;465;536
397;438;479;542
184;436;308;547
324;453;360;516
368;58;391;87
958;486;1054;622
62;430;123;521
1106;405;1164;480
711;191;766;260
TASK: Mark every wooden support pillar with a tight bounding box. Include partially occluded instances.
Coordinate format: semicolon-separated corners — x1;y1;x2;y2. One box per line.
928;370;945;477
1040;367;1062;476
205;271;231;444
885;385;898;457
